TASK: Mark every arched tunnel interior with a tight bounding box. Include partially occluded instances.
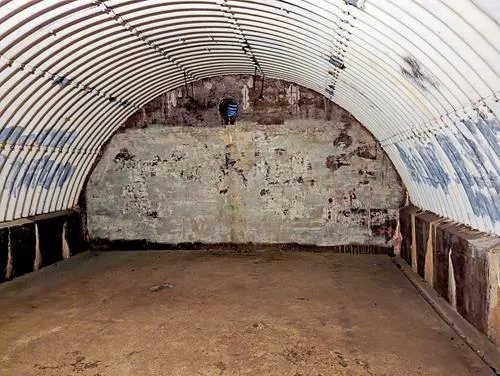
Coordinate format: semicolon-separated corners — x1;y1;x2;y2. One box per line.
0;1;499;374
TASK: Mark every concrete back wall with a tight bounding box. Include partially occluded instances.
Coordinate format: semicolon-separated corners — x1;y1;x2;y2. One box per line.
87;119;405;246
86;76;405;247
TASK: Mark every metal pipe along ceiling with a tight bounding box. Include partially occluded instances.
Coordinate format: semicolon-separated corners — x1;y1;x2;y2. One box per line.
0;0;499;235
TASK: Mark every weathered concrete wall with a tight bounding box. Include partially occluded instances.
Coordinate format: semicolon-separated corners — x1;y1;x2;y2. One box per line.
87;75;405;247
123;75;348;129
87;119;405;246
399;206;500;346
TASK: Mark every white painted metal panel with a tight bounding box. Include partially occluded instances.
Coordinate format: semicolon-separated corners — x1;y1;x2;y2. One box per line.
0;0;498;235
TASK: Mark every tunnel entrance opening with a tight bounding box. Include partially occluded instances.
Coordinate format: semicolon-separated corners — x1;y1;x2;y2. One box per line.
219;97;239;125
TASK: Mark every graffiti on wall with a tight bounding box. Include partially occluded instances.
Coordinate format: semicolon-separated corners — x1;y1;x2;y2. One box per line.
0;154;74;198
0;126;78;147
395;116;500;222
0;127;78;197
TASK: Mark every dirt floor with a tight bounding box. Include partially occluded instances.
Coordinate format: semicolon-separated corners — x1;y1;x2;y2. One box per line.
0;250;494;376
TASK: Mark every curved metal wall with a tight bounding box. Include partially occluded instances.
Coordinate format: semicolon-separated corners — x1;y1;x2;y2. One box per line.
0;0;499;235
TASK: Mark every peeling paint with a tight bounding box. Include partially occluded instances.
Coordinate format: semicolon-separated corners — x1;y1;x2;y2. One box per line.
0;126;78;147
395;143;450;190
400;56;438;91
393;113;500;234
0;212;86;282
329;55;345;70
326;154;350;171
333;131;352;149
392;220;402;255
487;250;500;343
241;84;251;111
424;219;444;287
3;156;74;198
411;213;417;273
286;84;300;109
436;133;499;222
5;228;13;279
34;223;41;270
87;121;405;245
448;248;457;310
356;144;377;160
62;221;70;259
400;206;500;345
344;0;366;8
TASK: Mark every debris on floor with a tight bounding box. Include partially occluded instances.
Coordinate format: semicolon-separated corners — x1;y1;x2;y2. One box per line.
149;282;173;292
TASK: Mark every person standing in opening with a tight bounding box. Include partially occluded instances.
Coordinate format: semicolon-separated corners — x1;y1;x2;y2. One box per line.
219;97;239;125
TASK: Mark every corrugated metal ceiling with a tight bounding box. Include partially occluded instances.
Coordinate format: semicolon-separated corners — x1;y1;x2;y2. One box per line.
0;0;499;234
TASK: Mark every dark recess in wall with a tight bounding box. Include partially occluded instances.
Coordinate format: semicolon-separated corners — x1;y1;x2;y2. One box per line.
90;239;392;255
0;208;87;283
399;206;499;344
122;75;356;129
10;224;36;277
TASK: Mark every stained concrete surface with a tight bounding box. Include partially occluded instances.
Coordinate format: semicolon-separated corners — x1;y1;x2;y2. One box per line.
87;121;404;246
0;251;493;376
400;206;500;347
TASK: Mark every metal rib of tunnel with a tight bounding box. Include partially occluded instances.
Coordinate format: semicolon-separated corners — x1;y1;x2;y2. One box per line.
0;0;499;234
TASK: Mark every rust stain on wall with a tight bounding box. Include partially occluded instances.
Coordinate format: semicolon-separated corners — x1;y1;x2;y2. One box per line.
400;206;500;345
88;120;405;246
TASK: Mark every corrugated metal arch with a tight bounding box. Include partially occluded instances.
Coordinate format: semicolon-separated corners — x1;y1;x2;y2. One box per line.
0;0;499;234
